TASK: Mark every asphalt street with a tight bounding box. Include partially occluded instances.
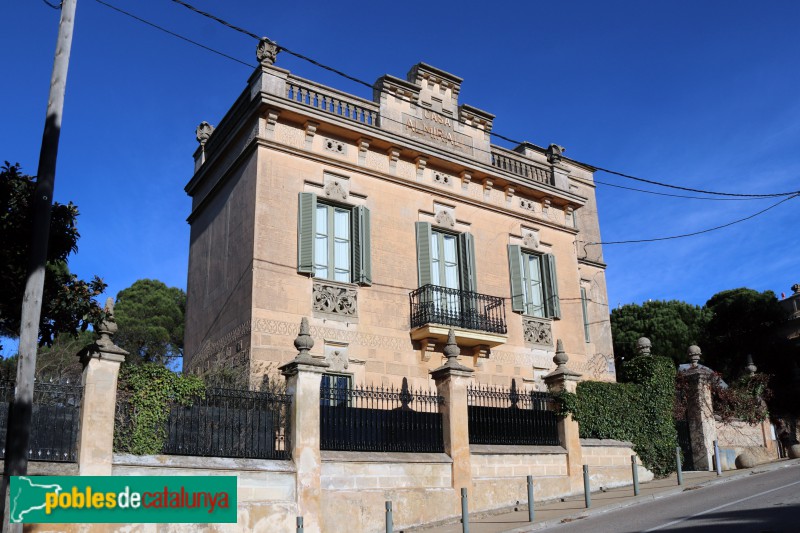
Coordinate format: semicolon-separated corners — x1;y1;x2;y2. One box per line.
547;463;800;533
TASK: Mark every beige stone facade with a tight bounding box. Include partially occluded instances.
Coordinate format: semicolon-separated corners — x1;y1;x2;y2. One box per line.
183;55;615;390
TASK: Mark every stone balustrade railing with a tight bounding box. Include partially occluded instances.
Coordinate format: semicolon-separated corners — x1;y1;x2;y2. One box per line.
285;75;379;127
490;146;554;187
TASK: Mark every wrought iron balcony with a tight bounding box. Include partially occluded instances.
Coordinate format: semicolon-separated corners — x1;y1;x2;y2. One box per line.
409;284;507;336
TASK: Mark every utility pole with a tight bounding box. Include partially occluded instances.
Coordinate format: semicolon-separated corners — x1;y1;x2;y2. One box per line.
1;0;78;529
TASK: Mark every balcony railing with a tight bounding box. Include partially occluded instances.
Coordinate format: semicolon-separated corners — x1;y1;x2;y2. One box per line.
490;146;554;187
409;284;507;335
285;75;379;127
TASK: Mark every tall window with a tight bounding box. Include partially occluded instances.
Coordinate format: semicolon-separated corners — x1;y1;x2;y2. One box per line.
415;222;476;293
521;252;545;317
508;244;560;319
430;230;460;290
297;192;371;285
581;286;590;342
320;373;352;407
314;204;351;282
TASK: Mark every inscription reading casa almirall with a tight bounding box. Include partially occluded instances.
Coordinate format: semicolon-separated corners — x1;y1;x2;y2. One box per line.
403;110;473;154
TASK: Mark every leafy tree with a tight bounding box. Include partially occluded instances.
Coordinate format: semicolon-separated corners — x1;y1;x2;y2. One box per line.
701;288;787;377
702;288;798;415
611;300;711;368
114;279;186;364
0;162;105;348
0;330;92;382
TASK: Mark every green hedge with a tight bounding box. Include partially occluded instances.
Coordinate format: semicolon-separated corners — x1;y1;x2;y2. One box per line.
556;355;677;477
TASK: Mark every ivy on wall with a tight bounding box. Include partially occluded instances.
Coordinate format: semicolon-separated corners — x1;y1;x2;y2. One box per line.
556;355;678;477
114;363;205;455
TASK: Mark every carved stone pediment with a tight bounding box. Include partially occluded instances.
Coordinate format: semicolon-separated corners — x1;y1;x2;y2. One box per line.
523;317;553;347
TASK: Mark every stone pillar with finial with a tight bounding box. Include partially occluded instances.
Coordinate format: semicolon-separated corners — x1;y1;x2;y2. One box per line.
76;298;129;475
250;35;288;133
681;344;717;471
543;339;584;491
279;317;329;533
430;328;475;493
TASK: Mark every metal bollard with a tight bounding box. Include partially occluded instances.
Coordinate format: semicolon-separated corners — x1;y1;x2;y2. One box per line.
461;487;470;533
714;440;722;476
385;501;393;533
527;475;535;522
583;464;591;508
297;516;303;533
676;446;683;486
631;455;640;496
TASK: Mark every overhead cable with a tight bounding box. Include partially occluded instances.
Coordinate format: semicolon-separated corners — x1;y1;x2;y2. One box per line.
586;193;798;245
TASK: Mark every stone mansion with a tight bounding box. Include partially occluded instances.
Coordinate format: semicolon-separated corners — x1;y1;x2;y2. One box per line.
182;41;615;389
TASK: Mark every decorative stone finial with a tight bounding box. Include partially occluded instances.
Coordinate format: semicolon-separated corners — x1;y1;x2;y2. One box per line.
546;144;565;164
430;328;474;377
543;338;581;387
553;339;569;369
95;297;119;351
744;354;757;376
195;121;215;145
792;283;800;295
687;345;702;368
443;328;461;364
293;317;315;362
256;37;279;66
636;337;652;356
80;297;128;363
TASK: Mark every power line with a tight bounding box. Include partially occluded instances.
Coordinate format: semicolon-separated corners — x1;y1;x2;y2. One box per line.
95;0;255;69
168;0;800;200
594;179;769;201
585;193;799;245
42;0;62;9
99;0;798;203
575;159;798;198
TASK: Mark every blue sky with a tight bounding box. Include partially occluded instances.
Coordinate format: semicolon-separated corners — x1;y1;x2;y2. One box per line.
2;1;799;355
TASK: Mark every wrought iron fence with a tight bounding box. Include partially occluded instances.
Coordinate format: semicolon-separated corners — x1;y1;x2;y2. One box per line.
0;379;82;462
409;284;507;334
468;379;559;446
320;378;444;453
165;388;291;460
115;387;292;460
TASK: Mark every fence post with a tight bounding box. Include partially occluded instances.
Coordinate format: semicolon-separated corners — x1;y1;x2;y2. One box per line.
682;345;718;471
280;318;330;533
76;298;128;475
582;465;591;508
527;475;535;522
631;455;639;496
430;329;475;494
676;446;683;486
544;340;584;493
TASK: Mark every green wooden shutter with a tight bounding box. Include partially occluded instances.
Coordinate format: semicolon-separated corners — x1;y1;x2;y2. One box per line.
458;232;478;293
352;205;372;285
297;192;316;274
543;253;561;319
507;245;525;313
415;222;432;287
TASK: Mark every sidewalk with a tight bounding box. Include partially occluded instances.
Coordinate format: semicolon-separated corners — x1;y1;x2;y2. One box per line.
407;459;800;533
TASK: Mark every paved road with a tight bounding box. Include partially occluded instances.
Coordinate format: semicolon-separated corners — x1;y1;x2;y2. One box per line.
547;463;800;533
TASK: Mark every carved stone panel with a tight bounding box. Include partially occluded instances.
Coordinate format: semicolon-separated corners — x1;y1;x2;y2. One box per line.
312;280;358;321
523;317;553;347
